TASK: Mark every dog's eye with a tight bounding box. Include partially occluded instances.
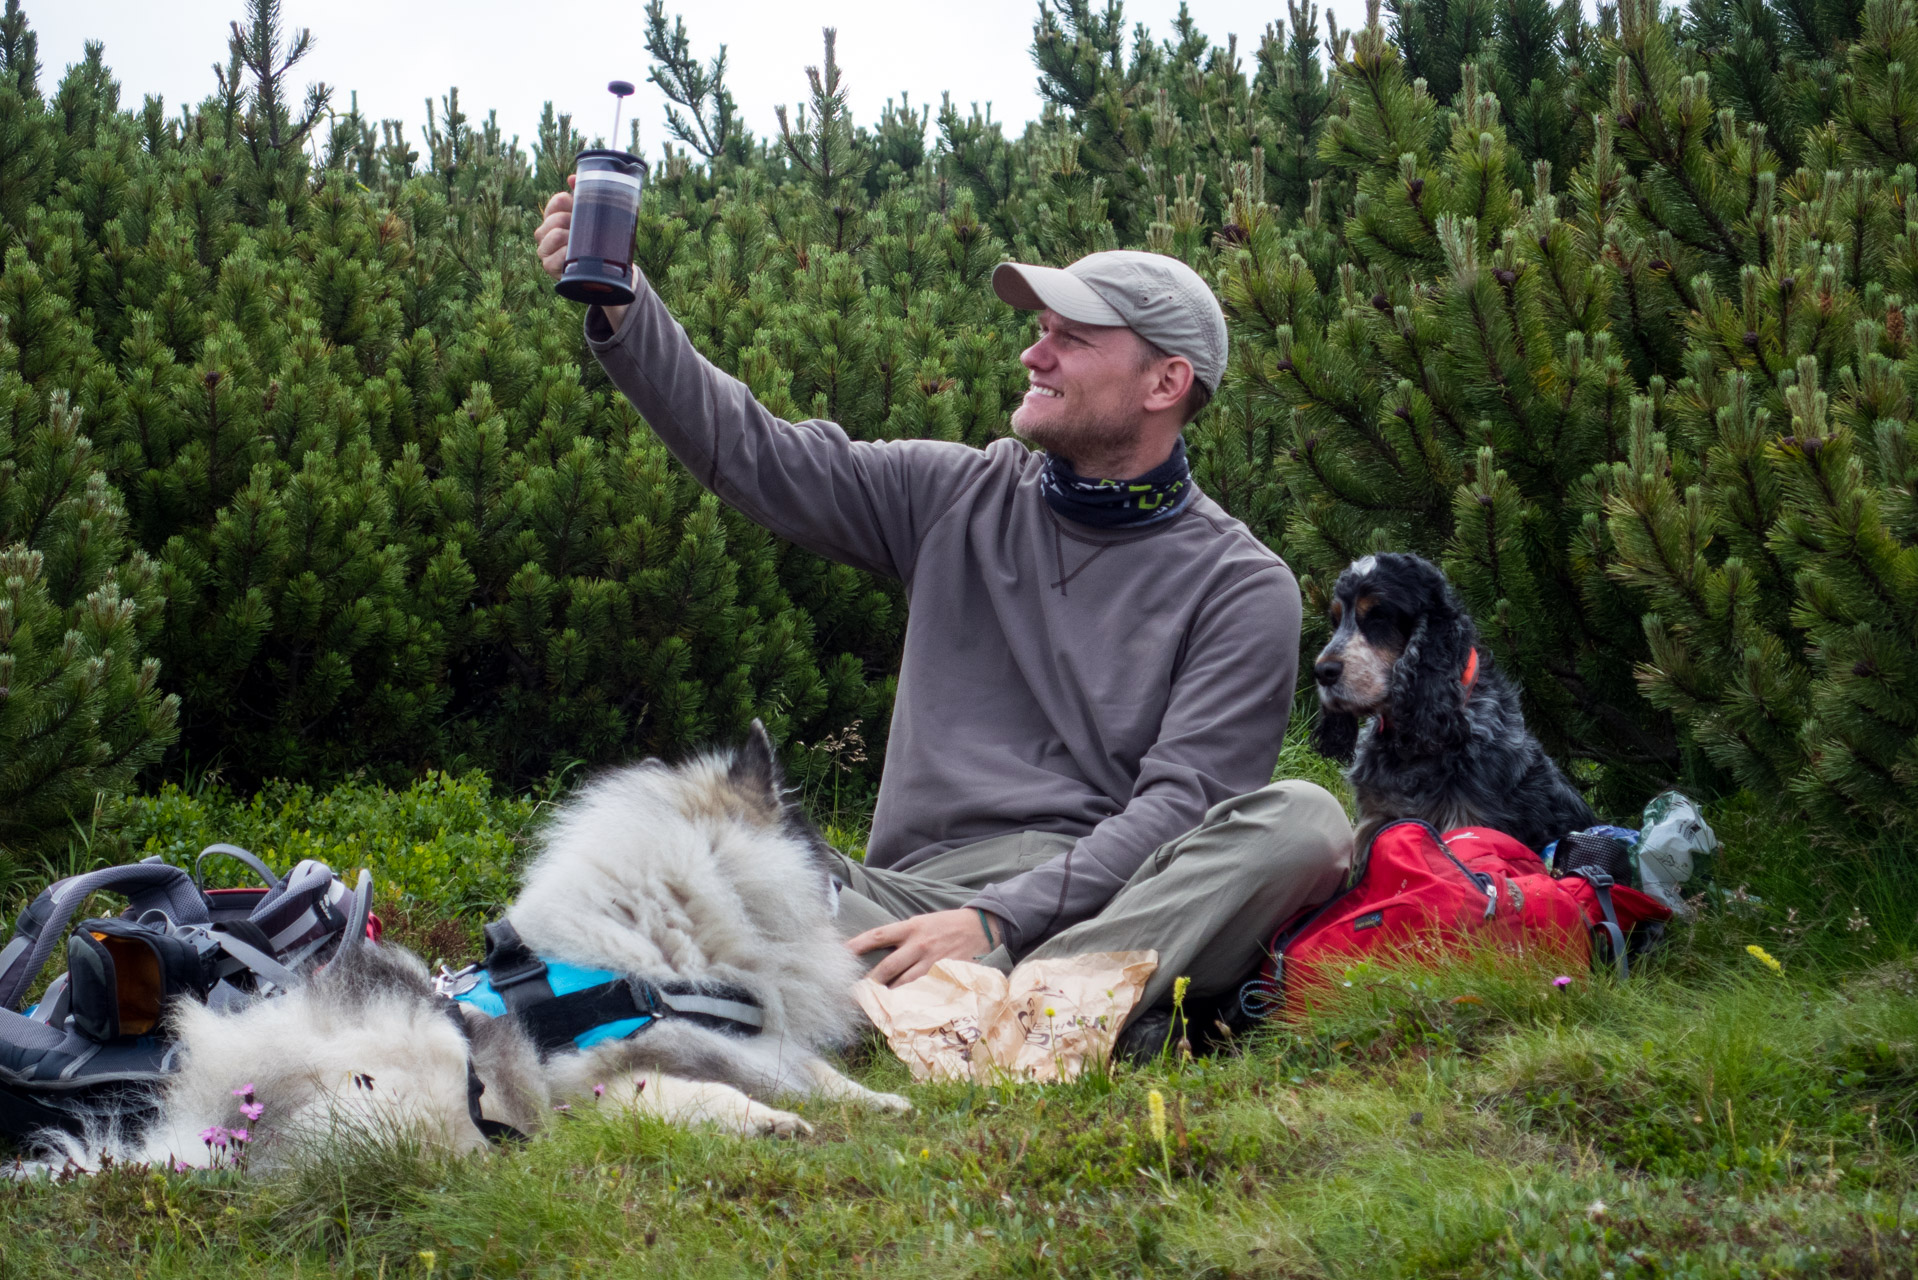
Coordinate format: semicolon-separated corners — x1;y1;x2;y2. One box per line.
1354;594;1380;622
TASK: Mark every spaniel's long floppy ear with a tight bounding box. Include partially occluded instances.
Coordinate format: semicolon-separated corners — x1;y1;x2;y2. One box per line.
1387;602;1477;752
1310;705;1361;763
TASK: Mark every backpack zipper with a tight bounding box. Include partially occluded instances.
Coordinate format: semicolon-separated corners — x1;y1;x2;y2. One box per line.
1430;831;1498;921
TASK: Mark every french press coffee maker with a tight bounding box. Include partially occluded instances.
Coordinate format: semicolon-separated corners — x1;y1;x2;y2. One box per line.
555;81;649;305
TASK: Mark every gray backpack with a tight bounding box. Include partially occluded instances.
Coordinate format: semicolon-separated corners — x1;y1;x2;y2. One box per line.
0;847;372;1144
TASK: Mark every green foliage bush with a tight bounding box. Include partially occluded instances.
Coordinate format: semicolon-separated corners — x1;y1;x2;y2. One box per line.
0;0;945;821
7;0;1918;849
0;380;176;864
118;769;536;923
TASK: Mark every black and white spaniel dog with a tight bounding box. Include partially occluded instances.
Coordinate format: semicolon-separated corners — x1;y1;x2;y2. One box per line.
1310;553;1595;854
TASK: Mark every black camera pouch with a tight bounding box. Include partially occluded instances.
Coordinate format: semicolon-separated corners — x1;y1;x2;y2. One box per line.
66;919;212;1042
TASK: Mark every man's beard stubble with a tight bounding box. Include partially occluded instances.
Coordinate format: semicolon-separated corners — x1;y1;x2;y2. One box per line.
1012;399;1145;477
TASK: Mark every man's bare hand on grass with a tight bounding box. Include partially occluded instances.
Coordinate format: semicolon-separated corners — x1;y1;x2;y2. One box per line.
847;909;1002;986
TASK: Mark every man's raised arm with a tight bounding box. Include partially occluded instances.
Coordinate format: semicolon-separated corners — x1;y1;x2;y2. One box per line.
534;186;984;580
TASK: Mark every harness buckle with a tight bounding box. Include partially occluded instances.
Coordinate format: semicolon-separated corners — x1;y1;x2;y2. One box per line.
481;920;550;992
625;977;661;1018
433;963;480;998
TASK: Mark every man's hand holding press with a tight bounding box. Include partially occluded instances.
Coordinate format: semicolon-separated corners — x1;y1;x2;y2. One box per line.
533;177;632;329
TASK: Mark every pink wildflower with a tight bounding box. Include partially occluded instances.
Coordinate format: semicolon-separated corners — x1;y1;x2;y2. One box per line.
1552;975;1573;989
230;1129;249;1144
553;1102;571;1112
593;1083;606;1098
231;1083;256;1098
239;1101;264;1121
199;1126;230;1148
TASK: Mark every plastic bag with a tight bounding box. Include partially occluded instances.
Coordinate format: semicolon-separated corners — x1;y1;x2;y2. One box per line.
1544;792;1720;919
1632;791;1718;916
853;951;1157;1083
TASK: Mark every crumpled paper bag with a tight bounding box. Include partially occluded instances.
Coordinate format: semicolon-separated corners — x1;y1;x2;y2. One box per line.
853;951;1157;1083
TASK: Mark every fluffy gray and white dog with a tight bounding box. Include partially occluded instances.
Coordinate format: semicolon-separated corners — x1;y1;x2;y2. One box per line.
37;724;906;1172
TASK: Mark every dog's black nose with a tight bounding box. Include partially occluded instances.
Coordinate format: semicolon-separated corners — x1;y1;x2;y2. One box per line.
1314;658;1343;687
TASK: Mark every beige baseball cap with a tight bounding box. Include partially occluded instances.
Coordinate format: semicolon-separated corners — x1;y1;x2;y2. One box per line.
991;250;1229;392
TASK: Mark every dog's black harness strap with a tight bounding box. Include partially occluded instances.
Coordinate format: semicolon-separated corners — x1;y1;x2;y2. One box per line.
466;1058;527;1144
515;979;659;1055
464;921;765;1054
507;977;765;1056
440;998;527;1144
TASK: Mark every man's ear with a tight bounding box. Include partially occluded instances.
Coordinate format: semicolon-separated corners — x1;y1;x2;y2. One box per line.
1142;355;1195;416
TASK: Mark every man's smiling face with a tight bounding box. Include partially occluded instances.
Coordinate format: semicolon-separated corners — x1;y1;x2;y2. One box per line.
1011;309;1156;472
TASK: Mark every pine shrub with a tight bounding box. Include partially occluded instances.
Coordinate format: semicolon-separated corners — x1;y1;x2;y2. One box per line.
1602;0;1918;830
9;0;1918;838
0;379;176;871
0;0;1026;805
999;0;1917;826
1209;14;1666;800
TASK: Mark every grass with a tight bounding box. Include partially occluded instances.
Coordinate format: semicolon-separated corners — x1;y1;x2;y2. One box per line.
2;765;1915;1278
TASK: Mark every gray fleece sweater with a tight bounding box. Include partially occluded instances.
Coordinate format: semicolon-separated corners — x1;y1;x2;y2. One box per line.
586;280;1301;953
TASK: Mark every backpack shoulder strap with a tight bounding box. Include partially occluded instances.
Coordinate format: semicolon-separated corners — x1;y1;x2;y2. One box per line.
1581;871;1631;981
194;843;282;891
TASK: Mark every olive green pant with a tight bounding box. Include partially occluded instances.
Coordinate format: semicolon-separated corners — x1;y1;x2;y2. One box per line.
829;780;1354;1018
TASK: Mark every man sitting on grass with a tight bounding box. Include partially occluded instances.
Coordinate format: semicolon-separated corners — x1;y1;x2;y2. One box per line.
534;184;1352;1055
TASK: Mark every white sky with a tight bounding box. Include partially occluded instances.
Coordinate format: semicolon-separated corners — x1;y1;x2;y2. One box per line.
37;1;1373;159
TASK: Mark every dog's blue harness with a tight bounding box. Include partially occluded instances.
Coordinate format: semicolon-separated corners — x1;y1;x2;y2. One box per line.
439;921;763;1058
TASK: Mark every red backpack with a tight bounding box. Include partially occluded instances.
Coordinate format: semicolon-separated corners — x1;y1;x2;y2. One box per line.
1248;820;1671;1011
